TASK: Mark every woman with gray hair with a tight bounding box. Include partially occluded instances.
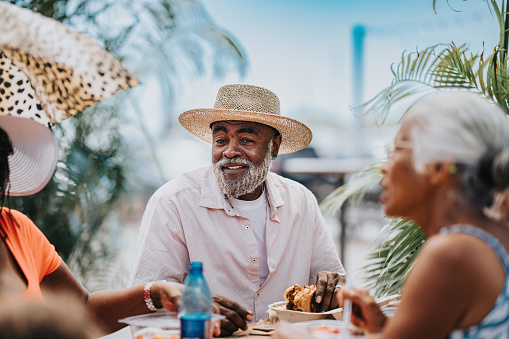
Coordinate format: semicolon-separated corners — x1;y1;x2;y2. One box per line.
331;90;509;338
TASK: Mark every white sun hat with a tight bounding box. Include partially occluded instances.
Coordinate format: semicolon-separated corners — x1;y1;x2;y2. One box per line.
0;114;58;196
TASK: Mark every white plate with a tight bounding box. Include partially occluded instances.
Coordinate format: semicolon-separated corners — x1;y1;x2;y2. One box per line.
269;294;400;323
268;301;343;323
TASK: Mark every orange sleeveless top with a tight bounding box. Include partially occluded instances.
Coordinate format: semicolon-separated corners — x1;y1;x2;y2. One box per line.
0;208;62;302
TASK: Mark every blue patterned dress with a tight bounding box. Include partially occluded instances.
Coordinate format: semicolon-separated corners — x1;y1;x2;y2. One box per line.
441;225;509;339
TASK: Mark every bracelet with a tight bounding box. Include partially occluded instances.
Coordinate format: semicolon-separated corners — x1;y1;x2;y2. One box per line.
144;280;166;312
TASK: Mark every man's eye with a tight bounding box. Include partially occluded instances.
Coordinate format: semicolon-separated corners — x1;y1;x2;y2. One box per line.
215;138;227;144
241;138;254;143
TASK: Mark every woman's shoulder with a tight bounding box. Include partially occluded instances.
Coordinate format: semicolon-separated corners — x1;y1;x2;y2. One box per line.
0;208;37;235
412;231;501;289
420;229;505;288
426;230;495;262
404;230;507;333
435;225;509;262
1;208;32;222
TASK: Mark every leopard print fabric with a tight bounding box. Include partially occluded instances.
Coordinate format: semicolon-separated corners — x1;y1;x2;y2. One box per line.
0;2;139;124
0;52;52;127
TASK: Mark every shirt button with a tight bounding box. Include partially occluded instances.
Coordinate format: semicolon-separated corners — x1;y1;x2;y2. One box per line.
252;259;257;263
245;226;249;229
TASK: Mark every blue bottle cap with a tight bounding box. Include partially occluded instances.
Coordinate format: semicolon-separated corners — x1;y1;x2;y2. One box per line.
190;262;203;271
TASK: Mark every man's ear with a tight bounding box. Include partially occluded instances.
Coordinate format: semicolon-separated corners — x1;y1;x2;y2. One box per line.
429;162;456;185
272;134;282;158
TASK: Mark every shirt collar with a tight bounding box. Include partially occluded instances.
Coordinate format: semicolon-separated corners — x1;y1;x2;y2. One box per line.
264;171;285;218
200;166;227;209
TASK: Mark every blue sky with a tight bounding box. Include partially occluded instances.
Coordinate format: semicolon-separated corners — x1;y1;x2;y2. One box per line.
197;0;496;115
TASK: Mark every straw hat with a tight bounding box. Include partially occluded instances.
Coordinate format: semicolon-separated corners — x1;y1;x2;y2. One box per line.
0;112;58;196
179;84;312;154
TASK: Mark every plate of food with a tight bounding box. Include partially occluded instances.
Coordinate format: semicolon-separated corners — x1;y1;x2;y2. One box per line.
269;284;400;323
269;301;343;323
269;284;343;323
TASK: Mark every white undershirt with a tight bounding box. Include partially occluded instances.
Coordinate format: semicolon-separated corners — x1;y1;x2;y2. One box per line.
229;190;269;286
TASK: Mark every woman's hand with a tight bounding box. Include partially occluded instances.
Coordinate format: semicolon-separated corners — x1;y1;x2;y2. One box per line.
151;281;183;312
337;287;387;333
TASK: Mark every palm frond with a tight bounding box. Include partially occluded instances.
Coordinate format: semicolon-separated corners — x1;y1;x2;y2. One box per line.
490;0;507;52
352;45;448;124
125;0;246;79
431;43;509;96
432;0;494;15
354;39;509;124
361;218;425;297
432;43;479;88
320;162;383;216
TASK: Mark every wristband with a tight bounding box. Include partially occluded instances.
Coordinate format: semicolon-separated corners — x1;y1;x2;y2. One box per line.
144;280;166;311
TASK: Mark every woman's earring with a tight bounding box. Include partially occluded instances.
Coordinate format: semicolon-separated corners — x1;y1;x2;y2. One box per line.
449;164;457;175
272;156;276;161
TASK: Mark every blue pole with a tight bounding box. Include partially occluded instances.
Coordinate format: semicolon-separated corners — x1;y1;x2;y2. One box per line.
339;24;367;264
352;24;365;107
352;24;366;159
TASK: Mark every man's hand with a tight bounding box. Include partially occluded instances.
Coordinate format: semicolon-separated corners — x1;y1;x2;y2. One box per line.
212;294;253;337
314;271;346;312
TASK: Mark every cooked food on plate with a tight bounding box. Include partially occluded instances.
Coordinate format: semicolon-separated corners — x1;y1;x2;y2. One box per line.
284;284;320;313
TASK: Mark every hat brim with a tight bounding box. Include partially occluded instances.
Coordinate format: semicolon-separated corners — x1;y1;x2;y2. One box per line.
0;115;58;196
178;108;312;154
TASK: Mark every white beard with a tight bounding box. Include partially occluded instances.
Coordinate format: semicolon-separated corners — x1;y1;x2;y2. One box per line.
213;143;273;199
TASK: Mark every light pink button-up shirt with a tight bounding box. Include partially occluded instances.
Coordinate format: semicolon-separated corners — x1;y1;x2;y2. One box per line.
128;166;345;321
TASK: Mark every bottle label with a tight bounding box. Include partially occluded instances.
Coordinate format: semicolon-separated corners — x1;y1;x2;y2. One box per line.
180;316;211;339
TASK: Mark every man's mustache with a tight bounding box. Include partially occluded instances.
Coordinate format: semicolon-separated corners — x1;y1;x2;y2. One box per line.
216;158;253;168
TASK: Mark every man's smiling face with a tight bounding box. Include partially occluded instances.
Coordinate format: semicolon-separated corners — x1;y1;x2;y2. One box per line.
211;120;280;200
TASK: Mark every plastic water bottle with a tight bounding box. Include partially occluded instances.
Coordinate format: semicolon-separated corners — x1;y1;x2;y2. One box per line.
179;262;214;339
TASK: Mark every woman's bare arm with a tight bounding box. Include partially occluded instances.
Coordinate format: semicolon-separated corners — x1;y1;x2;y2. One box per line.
41;262;182;334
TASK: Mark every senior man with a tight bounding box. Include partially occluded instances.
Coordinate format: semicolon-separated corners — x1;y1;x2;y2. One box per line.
129;84;345;336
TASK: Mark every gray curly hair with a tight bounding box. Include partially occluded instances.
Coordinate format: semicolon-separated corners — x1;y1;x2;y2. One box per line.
405;90;509;208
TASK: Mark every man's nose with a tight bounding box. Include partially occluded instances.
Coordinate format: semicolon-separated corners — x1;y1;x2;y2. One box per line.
223;143;242;158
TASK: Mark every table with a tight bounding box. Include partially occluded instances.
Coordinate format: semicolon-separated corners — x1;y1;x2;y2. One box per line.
225;334;271;338
281;157;373;262
224;323;274;338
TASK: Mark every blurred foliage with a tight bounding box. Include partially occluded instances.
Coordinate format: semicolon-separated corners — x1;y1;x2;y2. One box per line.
360;219;425;296
322;0;509;297
320;162;384;216
6;0;246;287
